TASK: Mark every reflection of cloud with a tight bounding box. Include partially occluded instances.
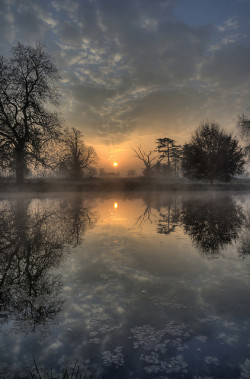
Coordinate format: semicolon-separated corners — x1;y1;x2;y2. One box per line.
131;323;189;375
240;359;250;379
2;194;250;377
217;332;239;346
0;195;97;335
102;346;124;368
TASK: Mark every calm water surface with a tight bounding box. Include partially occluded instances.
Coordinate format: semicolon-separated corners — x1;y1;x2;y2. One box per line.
0;192;250;378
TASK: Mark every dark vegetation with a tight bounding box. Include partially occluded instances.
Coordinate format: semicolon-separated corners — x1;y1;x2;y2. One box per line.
30;357;93;378
0;43;250;190
0;43;61;183
0;44;97;185
181;121;245;185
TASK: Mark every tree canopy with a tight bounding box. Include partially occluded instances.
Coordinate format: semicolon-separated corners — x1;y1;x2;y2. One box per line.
182;121;245;185
0;43;62;183
155;138;182;177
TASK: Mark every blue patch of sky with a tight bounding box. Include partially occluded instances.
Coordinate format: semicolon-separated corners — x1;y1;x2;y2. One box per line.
173;0;248;27
173;0;250;51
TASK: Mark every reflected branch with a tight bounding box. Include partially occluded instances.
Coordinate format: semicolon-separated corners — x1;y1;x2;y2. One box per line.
0;195;97;333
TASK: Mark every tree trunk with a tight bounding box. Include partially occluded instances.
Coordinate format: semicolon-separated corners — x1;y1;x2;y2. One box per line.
15;149;25;185
209;178;213;186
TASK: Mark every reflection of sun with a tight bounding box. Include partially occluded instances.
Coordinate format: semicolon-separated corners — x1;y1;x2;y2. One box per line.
113;162;118;167
114;202;118;209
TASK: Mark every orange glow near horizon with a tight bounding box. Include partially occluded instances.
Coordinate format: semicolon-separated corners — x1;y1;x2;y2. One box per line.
86;130;190;175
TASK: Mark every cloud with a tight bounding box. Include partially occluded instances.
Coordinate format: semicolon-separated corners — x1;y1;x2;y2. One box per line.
1;0;250;144
200;44;250;88
217;17;239;32
0;0;57;45
49;0;212;142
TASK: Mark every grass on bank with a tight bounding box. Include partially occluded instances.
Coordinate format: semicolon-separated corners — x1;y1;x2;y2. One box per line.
30;358;93;379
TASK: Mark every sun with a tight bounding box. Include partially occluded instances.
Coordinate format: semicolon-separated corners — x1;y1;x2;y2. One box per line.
113;162;118;167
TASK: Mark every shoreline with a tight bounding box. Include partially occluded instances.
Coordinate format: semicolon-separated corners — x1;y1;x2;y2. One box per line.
1;177;250;192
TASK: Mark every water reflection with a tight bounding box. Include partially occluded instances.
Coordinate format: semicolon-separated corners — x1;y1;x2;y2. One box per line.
0;196;97;334
137;193;246;255
135;193;181;234
181;194;245;255
59;195;97;246
0;193;249;378
238;209;250;259
156;195;181;235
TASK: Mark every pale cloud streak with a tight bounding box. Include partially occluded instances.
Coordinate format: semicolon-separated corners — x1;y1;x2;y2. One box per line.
0;0;250;147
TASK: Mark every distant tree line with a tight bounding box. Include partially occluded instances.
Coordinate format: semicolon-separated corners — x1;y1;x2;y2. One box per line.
133;120;247;185
0;43;98;184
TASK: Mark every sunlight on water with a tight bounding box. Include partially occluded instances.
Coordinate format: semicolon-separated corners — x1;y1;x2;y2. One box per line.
0;192;250;378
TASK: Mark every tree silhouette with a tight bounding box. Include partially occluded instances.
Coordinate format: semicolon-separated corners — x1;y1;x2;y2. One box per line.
58;128;99;179
156;138;175;166
155;138;182;177
170;144;182;176
127;169;137;177
182;121;245;185
132;145;158;177
0;196;97;333
181;195;245;255
0;43;62;183
238;114;250;156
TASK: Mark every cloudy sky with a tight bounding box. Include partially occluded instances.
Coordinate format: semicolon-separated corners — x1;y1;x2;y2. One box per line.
1;0;250;171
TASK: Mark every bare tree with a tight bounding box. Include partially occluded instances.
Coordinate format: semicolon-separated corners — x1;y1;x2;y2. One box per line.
59;127;99;179
0;43;62;183
127;169;137;177
132;145;158;177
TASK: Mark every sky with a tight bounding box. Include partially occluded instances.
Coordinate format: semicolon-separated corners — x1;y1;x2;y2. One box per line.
1;0;250;173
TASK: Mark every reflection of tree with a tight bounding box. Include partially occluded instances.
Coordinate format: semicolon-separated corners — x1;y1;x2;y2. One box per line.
238;211;250;259
0;196;97;333
134;205;156;228
59;196;97;246
134;194;181;235
156;196;181;235
181;196;245;255
239;235;250;259
135;194;245;255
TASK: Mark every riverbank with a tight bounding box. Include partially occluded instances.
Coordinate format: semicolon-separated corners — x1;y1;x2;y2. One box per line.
1;177;250;192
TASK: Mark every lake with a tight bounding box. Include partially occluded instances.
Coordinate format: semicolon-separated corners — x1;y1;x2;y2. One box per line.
0;192;250;378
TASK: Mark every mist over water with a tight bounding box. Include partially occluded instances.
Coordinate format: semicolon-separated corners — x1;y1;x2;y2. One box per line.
0;192;250;378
